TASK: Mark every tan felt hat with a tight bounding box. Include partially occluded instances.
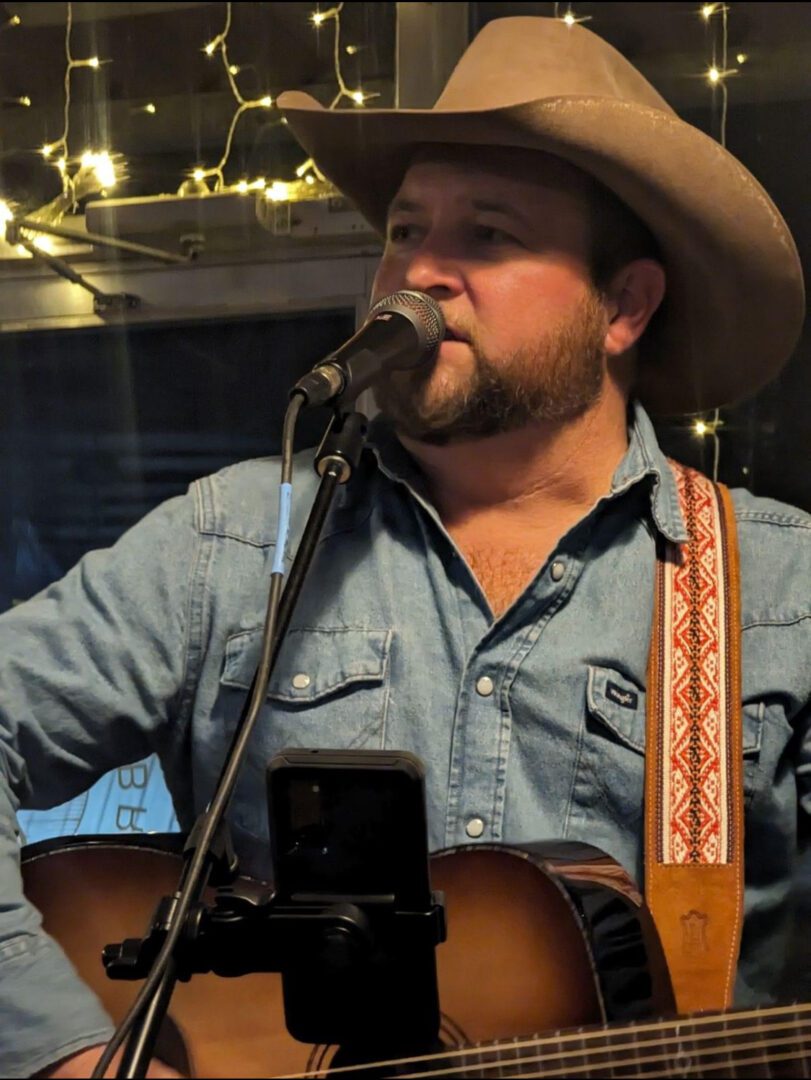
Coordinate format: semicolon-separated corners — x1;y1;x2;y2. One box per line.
278;16;805;415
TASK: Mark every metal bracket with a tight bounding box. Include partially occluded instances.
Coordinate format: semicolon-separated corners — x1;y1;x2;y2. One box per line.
14;217;199;264
93;292;141;315
6;216;203;315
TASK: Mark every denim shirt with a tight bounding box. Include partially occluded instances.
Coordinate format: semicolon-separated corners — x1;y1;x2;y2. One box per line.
1;401;810;1076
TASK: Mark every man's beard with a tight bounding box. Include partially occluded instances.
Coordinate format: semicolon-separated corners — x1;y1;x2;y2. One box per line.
373;288;609;445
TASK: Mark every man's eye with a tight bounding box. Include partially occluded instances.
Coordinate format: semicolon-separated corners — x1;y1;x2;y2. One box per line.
387;223;412;242
473;224;514;243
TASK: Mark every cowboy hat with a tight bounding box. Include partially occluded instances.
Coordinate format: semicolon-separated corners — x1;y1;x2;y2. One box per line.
277;16;805;416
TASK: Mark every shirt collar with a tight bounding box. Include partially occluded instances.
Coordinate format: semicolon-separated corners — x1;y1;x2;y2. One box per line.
365;399;689;545
610;400;689;544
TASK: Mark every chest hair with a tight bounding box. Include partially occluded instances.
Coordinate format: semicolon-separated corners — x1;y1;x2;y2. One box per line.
456;540;552;618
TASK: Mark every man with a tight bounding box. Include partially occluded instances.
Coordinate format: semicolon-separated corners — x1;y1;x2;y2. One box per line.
1;15;808;1078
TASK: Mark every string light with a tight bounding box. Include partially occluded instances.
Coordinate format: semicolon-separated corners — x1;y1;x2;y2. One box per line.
693;416;725;437
0;4;124;263
694;0;739;479
189;2;368;197
265;180;290;202
552;3;592;26
192;1;276;192
311;6;341;27
80;151;117;190
6;0;370;218
1;13;21;31
38;2;119;204
309;3;380;109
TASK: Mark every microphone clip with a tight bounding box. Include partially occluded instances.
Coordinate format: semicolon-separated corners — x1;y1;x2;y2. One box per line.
314;409;369;484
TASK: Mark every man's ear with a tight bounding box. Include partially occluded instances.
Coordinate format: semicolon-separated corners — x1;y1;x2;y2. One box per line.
604;258;666;357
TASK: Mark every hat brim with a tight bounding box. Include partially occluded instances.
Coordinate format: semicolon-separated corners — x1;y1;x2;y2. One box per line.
278;90;805;416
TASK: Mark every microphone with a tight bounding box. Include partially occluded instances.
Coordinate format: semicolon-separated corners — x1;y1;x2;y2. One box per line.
292;290;445;408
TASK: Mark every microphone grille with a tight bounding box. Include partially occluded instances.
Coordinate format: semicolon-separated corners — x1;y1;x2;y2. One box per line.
367;290;444;352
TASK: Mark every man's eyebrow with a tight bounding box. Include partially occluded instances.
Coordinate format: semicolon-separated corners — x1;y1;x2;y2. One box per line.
387;196;533;229
470;199;533;228
388;197;423;216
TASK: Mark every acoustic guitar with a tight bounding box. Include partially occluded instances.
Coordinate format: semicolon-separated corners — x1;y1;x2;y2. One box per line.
21;834;810;1077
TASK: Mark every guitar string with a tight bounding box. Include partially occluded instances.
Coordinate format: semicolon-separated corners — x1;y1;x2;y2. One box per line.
477;1047;811;1080
395;1031;811;1079
275;1002;811;1079
394;1022;811;1079
282;1037;811;1080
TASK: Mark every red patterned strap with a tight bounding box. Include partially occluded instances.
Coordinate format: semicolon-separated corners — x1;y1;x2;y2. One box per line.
645;461;744;1014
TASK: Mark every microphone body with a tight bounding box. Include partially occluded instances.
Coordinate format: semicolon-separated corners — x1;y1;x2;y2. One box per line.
293;291;444;408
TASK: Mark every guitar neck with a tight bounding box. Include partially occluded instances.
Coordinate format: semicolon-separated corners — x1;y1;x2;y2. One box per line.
384;1002;811;1078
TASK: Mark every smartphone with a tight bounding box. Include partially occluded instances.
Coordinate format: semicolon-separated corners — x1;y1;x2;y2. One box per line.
266;749;441;1051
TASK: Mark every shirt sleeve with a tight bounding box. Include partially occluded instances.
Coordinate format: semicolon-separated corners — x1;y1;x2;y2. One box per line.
0;488;201;1077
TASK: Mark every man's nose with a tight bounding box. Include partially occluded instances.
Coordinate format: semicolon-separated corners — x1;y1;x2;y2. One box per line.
402;244;464;298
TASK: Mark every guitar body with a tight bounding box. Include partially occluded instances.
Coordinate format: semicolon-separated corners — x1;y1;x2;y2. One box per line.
22;835;673;1078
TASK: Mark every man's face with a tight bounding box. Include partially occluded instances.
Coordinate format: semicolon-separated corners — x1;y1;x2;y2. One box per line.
371;145;611;444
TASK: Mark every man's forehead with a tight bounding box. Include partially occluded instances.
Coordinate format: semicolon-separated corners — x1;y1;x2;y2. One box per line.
392;143;595;204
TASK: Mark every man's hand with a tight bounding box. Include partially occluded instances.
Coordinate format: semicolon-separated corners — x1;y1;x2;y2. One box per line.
41;1044;182;1078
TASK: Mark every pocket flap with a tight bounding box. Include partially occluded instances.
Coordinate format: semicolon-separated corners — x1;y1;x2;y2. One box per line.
222;627;392;703
587;665;646;753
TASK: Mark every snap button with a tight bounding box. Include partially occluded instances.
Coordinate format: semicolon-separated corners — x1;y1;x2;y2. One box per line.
291;673;311;690
475;675;494;697
465;817;485;839
550;560;565;582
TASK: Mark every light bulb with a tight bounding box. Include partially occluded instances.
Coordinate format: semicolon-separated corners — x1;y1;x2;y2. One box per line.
266;181;289;202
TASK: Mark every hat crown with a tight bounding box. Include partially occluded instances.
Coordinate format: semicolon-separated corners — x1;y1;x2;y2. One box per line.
436;17;676;116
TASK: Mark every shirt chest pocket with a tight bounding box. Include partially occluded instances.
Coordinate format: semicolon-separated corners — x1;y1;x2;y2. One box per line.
584;664;763;818
219;626;393;752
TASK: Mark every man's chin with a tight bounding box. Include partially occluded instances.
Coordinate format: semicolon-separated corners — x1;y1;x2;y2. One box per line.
381;399;511;446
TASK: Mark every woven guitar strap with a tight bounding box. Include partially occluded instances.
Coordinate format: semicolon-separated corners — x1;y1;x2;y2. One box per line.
645;461;744;1015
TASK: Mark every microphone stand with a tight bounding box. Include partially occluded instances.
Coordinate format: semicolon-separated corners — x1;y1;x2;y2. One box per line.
111;407;371;1078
